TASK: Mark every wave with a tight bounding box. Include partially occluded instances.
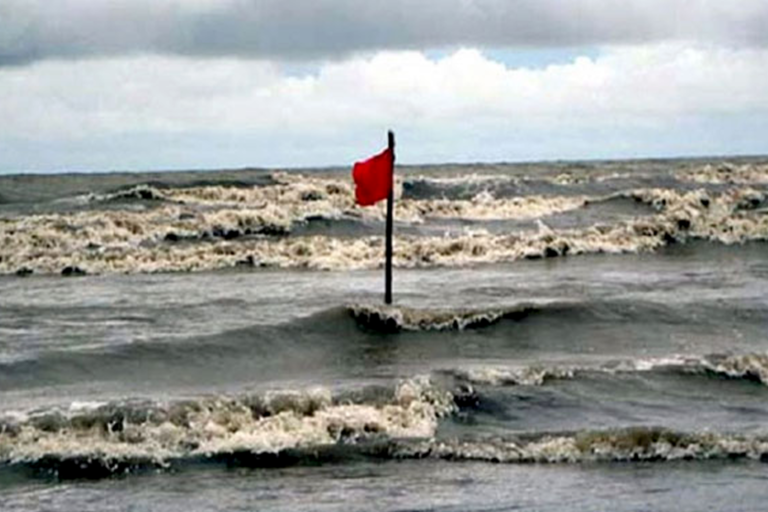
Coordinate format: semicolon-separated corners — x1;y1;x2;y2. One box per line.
439;366;577;387
393;427;768;463
0;174;610;275
2;174;768;275
4;351;768;479
0;378;454;474
440;353;768;388
90;184;171;203
401;169;646;201
347;298;698;334
88;173;352;208
4;391;768;479
395;193;592;223
348;303;543;333
687;353;768;385
90;176;591;223
681;162;768;185
0;302;561;389
0;300;733;390
9;427;768;479
0;300;694;393
0;306;362;388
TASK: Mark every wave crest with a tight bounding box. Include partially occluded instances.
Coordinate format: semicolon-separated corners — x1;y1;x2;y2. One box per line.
440;352;768;388
0;378;454;469
681;162;768;185
3;175;768;275
396;427;768;463
442;366;575;386
348;303;539;332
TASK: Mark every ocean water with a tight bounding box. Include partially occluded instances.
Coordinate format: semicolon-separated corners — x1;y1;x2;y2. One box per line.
1;157;768;511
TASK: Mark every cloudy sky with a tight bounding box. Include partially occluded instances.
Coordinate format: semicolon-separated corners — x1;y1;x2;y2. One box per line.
1;0;767;173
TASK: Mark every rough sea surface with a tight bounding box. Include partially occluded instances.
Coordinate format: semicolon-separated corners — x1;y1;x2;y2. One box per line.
2;157;768;511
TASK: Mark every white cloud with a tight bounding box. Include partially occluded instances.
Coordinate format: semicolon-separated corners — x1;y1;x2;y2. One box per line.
0;43;766;170
1;44;766;138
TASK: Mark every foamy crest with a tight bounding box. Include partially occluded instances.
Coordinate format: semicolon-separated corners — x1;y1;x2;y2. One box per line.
444;352;768;389
396;427;768;463
2;176;358;254
605;354;704;373
447;366;575;387
349;304;539;332
405;170;635;189
552;171;640;185
626;187;768;244
89;184;170;203
3;176;768;275
404;173;518;187
0;379;454;466
396;193;589;223
1;172;600;275
700;353;768;384
89;173;355;210
680;162;768;185
441;356;698;389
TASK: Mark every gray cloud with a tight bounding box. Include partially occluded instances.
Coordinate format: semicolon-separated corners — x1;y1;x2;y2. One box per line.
2;0;767;66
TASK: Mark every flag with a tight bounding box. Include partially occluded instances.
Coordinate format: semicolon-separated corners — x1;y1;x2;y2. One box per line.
352;147;393;206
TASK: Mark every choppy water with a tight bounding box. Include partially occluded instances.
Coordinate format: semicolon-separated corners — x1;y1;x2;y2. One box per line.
2;157;768;511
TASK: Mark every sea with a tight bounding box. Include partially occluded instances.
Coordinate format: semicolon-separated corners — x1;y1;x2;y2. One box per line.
1;156;768;511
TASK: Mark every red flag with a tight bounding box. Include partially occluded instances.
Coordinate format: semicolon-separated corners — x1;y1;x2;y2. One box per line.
352;148;393;206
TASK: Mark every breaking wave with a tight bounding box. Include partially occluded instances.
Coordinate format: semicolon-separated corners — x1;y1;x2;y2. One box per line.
401;168;645;200
685;353;768;385
348;303;543;333
681;162;768;185
441;353;768;388
440;366;577;387
4;387;768;479
2;164;768;276
0;378;454;476
3;351;768;479
394;427;768;463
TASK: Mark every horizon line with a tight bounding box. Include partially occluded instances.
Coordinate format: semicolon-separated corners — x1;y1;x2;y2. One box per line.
1;152;766;179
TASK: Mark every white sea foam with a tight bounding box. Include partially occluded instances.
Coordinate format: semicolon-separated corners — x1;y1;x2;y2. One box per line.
404;173;518;187
0;378;454;465
699;353;768;384
396;428;768;463
3;359;768;471
444;352;768;388
680;162;768;185
606;354;703;373
406;169;638;188
447;366;575;387
2;175;768;275
395;193;589;223
348;303;541;332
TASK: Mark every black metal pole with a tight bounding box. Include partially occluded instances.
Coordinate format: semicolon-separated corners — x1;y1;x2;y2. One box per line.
385;130;395;305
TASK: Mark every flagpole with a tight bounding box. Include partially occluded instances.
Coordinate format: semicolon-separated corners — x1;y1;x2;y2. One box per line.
385;130;395;305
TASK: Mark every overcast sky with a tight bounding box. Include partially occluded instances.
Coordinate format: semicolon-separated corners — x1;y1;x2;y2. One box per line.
1;0;767;173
